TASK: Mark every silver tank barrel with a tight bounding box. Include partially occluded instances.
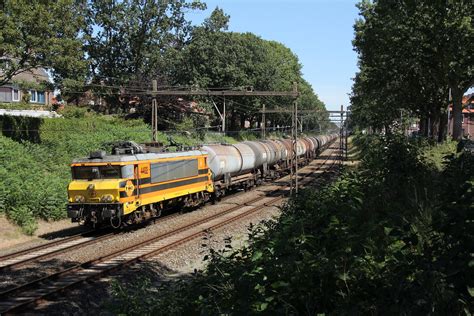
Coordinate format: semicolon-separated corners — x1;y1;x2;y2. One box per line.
296;139;306;156
274;140;289;160
259;141;278;165
233;143;257;174
243;141;268;167
309;136;319;152
201;144;242;179
268;139;286;161
202;134;334;180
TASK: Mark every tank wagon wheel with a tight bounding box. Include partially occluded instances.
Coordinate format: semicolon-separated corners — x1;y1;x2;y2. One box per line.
244;180;253;191
211;190;219;204
213;187;225;202
110;215;122;229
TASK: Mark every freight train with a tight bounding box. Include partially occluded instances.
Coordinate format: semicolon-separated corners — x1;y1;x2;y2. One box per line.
67;135;337;227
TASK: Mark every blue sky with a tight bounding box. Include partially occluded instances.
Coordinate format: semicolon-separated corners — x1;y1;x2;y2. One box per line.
186;0;360;112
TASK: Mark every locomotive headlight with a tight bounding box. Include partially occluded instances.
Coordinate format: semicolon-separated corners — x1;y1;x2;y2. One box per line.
74;195;85;203
100;194;114;203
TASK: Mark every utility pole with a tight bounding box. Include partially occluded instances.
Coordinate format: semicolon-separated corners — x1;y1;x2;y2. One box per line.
211;99;224;133
290;82;298;195
294;96;298;194
143;87;298;140
151;79;158;142
345;112;349;161
262;103;266;139
290;101;294;194
340;105;344;162
223;96;226;136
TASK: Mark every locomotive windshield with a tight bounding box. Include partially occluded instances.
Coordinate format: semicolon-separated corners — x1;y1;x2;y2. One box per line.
72;165;122;180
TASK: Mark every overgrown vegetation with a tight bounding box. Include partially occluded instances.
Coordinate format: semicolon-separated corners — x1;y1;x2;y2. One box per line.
0;113;236;234
110;134;473;314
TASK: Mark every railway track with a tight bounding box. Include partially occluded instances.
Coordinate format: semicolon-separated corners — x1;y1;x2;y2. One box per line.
0;143;340;315
0;187;259;273
0;230;110;271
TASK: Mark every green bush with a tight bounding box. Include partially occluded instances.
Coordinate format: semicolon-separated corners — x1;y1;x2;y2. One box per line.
8;206;38;235
57;106;91;118
0;102;41;110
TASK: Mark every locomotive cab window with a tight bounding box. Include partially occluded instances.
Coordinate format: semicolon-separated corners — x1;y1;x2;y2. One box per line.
121;165;134;179
72;165;122;180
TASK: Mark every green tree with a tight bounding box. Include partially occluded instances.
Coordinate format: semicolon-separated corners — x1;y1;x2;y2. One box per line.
84;0;205;110
298;79;332;132
172;20;326;131
0;0;87;87
203;6;230;32
351;0;474;140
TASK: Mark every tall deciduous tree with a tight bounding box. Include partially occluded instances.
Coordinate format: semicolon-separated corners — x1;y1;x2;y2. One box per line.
352;0;473;140
0;0;87;87
172;13;329;131
84;0;205;92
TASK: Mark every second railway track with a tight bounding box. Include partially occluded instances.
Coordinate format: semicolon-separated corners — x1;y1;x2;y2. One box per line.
0;143;340;315
0;186;268;272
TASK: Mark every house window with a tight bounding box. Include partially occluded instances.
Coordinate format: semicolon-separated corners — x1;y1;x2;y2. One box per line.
37;91;45;103
12;88;20;102
30;90;37;102
0;87;11;102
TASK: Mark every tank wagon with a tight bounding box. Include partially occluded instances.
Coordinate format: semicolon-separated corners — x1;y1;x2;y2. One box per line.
67;135;337;227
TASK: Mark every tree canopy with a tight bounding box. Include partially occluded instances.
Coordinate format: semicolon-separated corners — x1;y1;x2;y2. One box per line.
172;21;330;131
84;0;205;85
0;0;87;87
351;0;474;140
0;2;332;133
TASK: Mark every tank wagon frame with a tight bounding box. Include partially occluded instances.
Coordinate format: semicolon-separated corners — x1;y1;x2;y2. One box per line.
67;135;337;228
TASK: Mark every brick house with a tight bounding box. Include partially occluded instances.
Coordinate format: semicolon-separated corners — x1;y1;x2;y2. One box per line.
0;68;54;106
448;93;474;139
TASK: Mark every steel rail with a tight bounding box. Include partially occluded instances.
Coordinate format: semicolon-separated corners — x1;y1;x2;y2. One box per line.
0;231;93;263
0;231;97;271
0;194;281;314
0;208;197;273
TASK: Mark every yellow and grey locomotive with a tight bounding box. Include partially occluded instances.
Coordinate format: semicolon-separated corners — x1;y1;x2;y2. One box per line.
67;141;213;227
